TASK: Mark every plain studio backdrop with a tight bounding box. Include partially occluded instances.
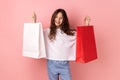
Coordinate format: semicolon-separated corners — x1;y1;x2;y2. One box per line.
0;0;120;80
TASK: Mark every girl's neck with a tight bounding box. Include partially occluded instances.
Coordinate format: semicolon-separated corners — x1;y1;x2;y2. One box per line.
56;25;62;29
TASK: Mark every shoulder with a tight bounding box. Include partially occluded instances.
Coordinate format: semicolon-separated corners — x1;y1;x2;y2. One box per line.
43;27;50;33
69;29;76;36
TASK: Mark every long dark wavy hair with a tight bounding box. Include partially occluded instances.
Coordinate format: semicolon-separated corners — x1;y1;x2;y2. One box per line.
48;9;75;40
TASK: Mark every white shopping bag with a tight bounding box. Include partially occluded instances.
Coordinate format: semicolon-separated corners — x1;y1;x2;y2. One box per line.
23;23;46;58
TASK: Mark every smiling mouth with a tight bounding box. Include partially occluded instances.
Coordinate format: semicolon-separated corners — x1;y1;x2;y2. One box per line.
55;21;60;24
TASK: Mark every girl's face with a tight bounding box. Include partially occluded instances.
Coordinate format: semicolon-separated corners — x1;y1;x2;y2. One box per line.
54;12;63;27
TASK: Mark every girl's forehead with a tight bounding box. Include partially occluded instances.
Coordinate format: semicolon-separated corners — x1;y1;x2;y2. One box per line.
56;12;63;16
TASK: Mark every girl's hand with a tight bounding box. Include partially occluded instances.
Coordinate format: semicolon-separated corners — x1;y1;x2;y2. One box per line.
84;16;91;26
32;12;37;23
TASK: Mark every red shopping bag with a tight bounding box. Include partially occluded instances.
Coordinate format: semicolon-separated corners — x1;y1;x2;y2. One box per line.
76;26;97;63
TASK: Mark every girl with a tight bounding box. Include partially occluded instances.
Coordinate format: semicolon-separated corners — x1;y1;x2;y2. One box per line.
44;8;76;80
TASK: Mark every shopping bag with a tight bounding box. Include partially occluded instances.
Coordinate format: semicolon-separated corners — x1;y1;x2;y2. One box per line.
23;23;46;58
76;26;97;63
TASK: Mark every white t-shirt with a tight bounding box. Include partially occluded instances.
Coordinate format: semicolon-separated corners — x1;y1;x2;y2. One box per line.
43;28;76;61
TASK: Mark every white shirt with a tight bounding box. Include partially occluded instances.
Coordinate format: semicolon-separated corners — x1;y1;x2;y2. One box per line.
43;28;76;61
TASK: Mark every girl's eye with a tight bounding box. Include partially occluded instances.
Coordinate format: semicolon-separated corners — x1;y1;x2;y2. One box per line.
55;17;57;18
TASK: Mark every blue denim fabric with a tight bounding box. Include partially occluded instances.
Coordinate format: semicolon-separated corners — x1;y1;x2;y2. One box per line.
47;60;72;80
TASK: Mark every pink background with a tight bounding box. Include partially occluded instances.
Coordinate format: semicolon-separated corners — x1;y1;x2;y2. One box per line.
0;0;120;80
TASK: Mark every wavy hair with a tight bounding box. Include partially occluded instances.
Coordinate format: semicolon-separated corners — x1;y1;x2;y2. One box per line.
48;9;75;40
